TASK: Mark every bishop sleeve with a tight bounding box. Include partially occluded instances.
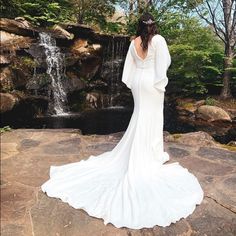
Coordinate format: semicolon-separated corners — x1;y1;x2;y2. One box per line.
121;41;136;89
153;36;171;92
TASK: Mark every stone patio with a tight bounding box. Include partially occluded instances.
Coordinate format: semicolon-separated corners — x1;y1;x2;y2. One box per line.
1;129;236;236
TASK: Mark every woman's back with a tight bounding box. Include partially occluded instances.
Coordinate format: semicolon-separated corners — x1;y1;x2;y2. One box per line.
121;34;172;92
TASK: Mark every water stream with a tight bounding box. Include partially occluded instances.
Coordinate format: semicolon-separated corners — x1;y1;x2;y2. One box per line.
101;37;127;107
39;32;68;115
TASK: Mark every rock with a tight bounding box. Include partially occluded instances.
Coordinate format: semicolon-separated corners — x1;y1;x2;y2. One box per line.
0;92;48;125
0;93;20;113
175;98;205;120
168;147;190;158
0;18;38;37
1;143;19;160
196;146;236;163
226;108;236;120
86;92;99;109
195;99;205;107
0;30;34;53
51;25;74;40
14;17;33;28
166;131;217;147
62;22;129;43
92;44;101;50
196;105;232;122
227;140;236;147
70;39;102;57
1;129;236;235
0;55;10;65
0;67;14;91
65;71;87;92
0;30;22;43
1;181;36;235
70;39;89;54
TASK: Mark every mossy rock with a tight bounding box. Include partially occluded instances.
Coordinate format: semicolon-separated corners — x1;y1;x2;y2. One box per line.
219;144;236;152
172;133;182;140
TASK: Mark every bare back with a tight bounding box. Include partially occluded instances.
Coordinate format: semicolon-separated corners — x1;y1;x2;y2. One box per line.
133;36;152;60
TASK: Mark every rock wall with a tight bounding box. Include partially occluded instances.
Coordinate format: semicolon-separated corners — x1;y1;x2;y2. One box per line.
0;18;131;119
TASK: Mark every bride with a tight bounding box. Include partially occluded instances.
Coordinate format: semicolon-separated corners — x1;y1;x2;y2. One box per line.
41;12;204;229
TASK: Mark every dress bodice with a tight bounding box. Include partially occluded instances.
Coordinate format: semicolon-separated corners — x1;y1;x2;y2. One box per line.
130;39;156;69
121;34;172;92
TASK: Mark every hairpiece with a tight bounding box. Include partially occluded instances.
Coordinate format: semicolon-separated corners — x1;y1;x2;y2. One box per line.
142;19;155;25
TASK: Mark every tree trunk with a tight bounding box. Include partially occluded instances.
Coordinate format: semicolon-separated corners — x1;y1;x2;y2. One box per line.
76;0;84;24
137;0;148;14
220;46;234;99
220;0;234;99
129;0;135;21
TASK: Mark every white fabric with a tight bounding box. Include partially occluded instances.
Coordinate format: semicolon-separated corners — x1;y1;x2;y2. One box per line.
41;34;204;229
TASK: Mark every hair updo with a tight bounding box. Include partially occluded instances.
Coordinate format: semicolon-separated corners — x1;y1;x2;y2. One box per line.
136;12;158;51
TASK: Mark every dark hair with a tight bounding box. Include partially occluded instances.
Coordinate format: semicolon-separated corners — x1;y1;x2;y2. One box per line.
136;12;158;51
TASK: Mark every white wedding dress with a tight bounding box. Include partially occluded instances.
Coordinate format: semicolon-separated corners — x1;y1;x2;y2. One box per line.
41;34;204;229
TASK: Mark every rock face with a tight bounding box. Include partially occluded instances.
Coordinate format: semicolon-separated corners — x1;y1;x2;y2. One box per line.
1;129;236;236
0;18;38;37
0;18;130;119
0;93;20;113
174;98;236;143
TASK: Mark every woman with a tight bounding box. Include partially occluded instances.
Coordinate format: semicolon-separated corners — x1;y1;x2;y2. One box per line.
41;12;204;229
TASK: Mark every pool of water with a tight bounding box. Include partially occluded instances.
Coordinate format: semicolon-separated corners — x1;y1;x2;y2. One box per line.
1;106;235;144
1;107;133;135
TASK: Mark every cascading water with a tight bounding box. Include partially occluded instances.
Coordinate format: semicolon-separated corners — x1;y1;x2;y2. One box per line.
101;37;128;107
39;32;68;115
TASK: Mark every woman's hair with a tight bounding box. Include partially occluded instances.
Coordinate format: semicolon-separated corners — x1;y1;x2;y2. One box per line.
136;12;158;51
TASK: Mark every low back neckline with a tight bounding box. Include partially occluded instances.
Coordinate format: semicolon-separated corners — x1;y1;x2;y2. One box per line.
132;35;157;61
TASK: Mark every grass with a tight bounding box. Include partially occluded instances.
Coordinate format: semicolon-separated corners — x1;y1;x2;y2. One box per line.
0;126;12;134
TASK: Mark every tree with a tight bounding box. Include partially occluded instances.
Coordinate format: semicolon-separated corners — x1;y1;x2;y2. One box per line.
0;0;73;26
70;0;117;29
188;0;236;99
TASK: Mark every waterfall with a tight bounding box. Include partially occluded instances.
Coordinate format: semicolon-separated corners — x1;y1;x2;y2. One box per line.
39;32;68;115
101;37;128;107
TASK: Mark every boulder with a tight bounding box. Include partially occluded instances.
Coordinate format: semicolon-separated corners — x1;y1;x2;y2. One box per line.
0;93;20;113
226;108;236;120
196;105;232;122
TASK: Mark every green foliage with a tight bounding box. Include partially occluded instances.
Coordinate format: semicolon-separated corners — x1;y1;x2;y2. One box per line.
0;0;21;18
1;0;73;26
205;96;216;106
22;57;38;68
158;12;224;96
0;126;12;134
169;42;221;95
70;0;120;32
102;22;120;33
123;3;229;96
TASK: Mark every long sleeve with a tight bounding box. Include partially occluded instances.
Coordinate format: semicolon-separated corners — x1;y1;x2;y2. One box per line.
153;36;171;92
121;41;136;89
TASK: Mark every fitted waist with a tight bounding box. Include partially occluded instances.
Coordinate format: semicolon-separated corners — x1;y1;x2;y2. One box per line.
135;60;155;69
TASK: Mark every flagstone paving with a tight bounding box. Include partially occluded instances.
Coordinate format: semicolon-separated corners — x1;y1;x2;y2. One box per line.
1;129;236;236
